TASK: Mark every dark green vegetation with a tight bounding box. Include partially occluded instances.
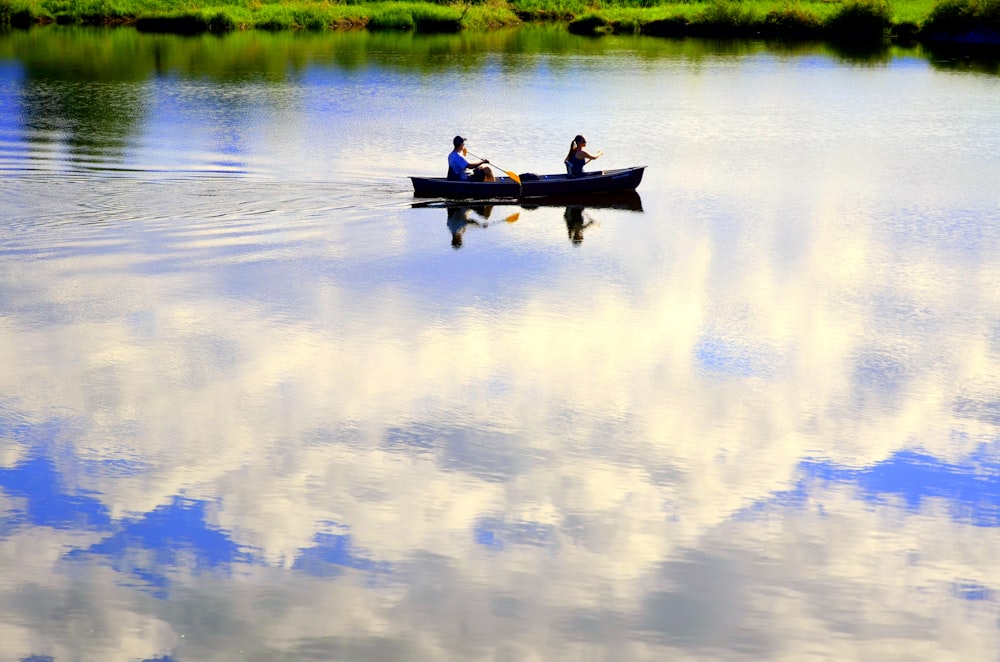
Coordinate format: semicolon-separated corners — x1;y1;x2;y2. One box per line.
0;0;998;47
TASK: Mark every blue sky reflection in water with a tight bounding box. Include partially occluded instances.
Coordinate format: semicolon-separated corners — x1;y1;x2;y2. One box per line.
2;26;1000;660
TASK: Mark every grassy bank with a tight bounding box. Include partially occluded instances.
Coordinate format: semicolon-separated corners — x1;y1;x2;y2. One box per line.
1;0;998;46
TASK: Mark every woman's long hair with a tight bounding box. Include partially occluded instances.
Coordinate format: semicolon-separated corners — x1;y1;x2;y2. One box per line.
565;135;585;161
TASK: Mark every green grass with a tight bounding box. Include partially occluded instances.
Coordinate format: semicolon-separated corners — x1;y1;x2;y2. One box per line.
1;0;998;44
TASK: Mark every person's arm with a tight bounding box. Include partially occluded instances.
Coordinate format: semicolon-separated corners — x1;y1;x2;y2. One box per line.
580;149;603;162
459;150;488;169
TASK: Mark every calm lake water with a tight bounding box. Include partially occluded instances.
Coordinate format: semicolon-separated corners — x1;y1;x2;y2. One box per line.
2;25;1000;661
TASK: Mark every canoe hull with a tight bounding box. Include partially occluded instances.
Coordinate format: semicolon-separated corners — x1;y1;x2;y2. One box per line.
410;166;646;200
412;189;644;212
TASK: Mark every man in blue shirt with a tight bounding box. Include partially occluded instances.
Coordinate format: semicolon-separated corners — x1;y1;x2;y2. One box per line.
448;136;494;182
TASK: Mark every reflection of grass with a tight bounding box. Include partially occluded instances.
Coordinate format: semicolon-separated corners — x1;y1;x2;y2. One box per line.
1;0;998;45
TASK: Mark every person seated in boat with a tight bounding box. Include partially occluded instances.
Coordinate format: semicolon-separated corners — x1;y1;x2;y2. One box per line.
564;134;603;178
448;136;495;182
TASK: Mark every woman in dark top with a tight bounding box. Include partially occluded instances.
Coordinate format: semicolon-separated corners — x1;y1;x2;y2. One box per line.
564;135;603;177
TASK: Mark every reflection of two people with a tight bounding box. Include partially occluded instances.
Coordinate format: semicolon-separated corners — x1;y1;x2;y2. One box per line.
447;205;493;248
446;203;601;247
564;206;596;244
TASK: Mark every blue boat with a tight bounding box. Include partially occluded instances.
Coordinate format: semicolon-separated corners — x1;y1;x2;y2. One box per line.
410;166;646;200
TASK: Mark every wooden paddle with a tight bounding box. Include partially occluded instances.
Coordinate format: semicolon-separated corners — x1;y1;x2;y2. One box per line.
466;151;521;185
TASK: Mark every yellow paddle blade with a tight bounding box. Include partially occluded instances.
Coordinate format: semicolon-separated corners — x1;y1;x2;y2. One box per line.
504;212;520;223
506;171;521;185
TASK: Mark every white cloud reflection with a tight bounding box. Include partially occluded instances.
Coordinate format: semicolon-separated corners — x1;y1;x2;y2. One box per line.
3;36;1000;659
2;167;1000;660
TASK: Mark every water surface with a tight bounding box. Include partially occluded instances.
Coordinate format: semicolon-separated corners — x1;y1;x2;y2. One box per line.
2;26;1000;661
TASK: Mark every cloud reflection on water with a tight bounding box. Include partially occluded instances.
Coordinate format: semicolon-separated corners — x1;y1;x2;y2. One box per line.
2;181;1000;659
2;33;1000;661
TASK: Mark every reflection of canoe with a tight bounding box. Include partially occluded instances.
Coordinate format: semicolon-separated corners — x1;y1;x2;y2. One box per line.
412;190;644;212
410;166;646;200
522;190;643;212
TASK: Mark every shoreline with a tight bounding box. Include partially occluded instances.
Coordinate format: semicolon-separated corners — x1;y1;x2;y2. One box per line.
2;0;999;50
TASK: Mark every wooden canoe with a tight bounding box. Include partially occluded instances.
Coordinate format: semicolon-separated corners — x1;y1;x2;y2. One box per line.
410;166;646;200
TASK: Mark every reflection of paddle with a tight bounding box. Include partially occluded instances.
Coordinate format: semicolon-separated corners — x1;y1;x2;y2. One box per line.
466;151;521;185
484;212;520;227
